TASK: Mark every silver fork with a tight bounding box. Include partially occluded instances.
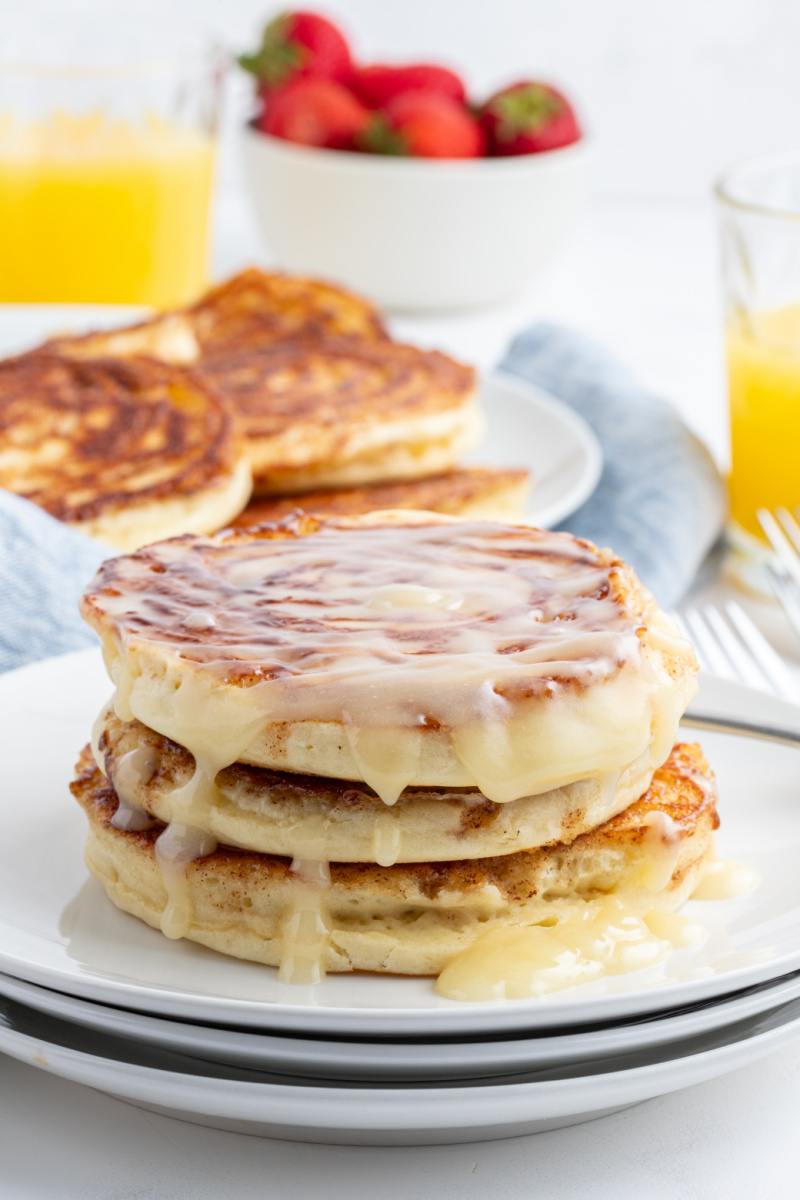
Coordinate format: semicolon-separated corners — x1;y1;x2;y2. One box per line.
677;600;800;703
755;507;800;644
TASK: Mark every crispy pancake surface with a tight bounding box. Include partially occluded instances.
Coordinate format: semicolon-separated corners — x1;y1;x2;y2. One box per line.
39;268;478;494
0;354;251;550
229;467;530;529
97;705;656;863
44;268;388;364
82;512;698;802
186;269;389;356
74;743;718;976
197;338;480;493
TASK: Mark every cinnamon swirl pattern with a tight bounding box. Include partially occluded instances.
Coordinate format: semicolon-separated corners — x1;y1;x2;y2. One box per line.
0;354;251;551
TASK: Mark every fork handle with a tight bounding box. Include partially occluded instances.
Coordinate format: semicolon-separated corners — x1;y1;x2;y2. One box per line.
682;712;800;749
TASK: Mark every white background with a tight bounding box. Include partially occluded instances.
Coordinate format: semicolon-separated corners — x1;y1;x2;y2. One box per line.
19;0;799;202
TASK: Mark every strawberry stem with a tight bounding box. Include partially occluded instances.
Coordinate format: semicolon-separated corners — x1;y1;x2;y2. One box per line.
239;13;304;87
492;85;562;141
358;114;409;156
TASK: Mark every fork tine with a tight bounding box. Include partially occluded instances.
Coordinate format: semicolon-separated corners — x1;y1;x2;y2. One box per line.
766;565;800;645
682;607;737;680
776;507;800;557
723;601;800;702
702;604;774;692
671;611;691;641
672;609;715;673
757;508;800;588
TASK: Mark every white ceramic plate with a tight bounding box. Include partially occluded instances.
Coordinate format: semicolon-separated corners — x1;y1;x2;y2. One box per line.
2;989;800;1144
467;370;602;528
3;967;800;1082
0;304;148;361
0;305;602;532
2;650;800;1037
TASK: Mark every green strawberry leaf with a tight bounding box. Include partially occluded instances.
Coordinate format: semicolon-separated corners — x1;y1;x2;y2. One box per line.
358;114;409;156
238;13;304;87
492;85;562;141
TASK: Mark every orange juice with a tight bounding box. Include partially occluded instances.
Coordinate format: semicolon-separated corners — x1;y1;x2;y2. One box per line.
726;304;800;537
0;111;214;307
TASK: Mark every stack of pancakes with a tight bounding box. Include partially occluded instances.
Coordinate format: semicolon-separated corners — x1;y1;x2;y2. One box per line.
0;267;527;549
73;512;715;989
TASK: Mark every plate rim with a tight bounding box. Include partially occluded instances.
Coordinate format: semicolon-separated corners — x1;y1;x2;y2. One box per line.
1;995;799;1134
3;966;800;1077
477;367;604;528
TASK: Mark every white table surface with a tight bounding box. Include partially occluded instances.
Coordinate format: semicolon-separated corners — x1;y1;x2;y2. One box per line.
3;192;800;1198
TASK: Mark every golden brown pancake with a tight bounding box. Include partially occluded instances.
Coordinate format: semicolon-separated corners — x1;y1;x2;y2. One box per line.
196;338;480;494
96;704;657;863
0;354;251;551
44;267;388;364
81;512;698;801
186;268;389;356
41;269;479;495
73;742;718;976
228;466;530;529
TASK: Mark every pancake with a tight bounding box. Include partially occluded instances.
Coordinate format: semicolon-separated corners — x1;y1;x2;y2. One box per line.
73;742;719;976
196;339;481;494
81;512;698;807
44;267;388;365
228;466;530;529
42;270;479;494
0;354;251;551
96;705;657;864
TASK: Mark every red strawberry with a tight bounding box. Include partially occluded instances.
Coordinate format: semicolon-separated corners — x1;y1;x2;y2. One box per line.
481;82;581;155
363;91;486;159
257;77;370;150
350;64;466;109
240;11;352;92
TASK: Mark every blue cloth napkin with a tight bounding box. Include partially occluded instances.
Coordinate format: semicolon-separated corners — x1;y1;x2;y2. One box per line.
0;490;107;673
0;322;725;674
500;323;726;609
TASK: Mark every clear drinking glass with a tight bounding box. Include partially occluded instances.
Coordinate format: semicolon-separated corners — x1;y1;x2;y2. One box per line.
717;152;800;539
0;22;223;307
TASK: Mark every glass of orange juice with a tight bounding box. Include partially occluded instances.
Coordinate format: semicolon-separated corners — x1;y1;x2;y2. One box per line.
717;153;800;540
0;28;222;308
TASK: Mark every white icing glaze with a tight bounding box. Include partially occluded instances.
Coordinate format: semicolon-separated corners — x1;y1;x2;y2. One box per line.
110;796;158;833
367;584;464;611
154;822;217;940
112;745;158;808
643;908;706;947
85;521;693;805
636;810;683;892
435;896;671;1002
372;812;401;868
90;697;114;776
278;889;331;986
183;611;217;630
691;858;760;900
279;857;332;985
108;744;160;832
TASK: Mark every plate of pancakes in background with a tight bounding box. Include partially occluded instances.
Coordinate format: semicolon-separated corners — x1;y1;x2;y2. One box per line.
0;267;601;551
3;271;800;1144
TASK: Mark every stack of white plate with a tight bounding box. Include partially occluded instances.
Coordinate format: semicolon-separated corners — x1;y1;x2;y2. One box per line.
2;651;800;1145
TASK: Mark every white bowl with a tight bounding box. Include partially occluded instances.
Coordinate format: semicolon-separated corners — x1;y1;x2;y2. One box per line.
241;126;591;311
